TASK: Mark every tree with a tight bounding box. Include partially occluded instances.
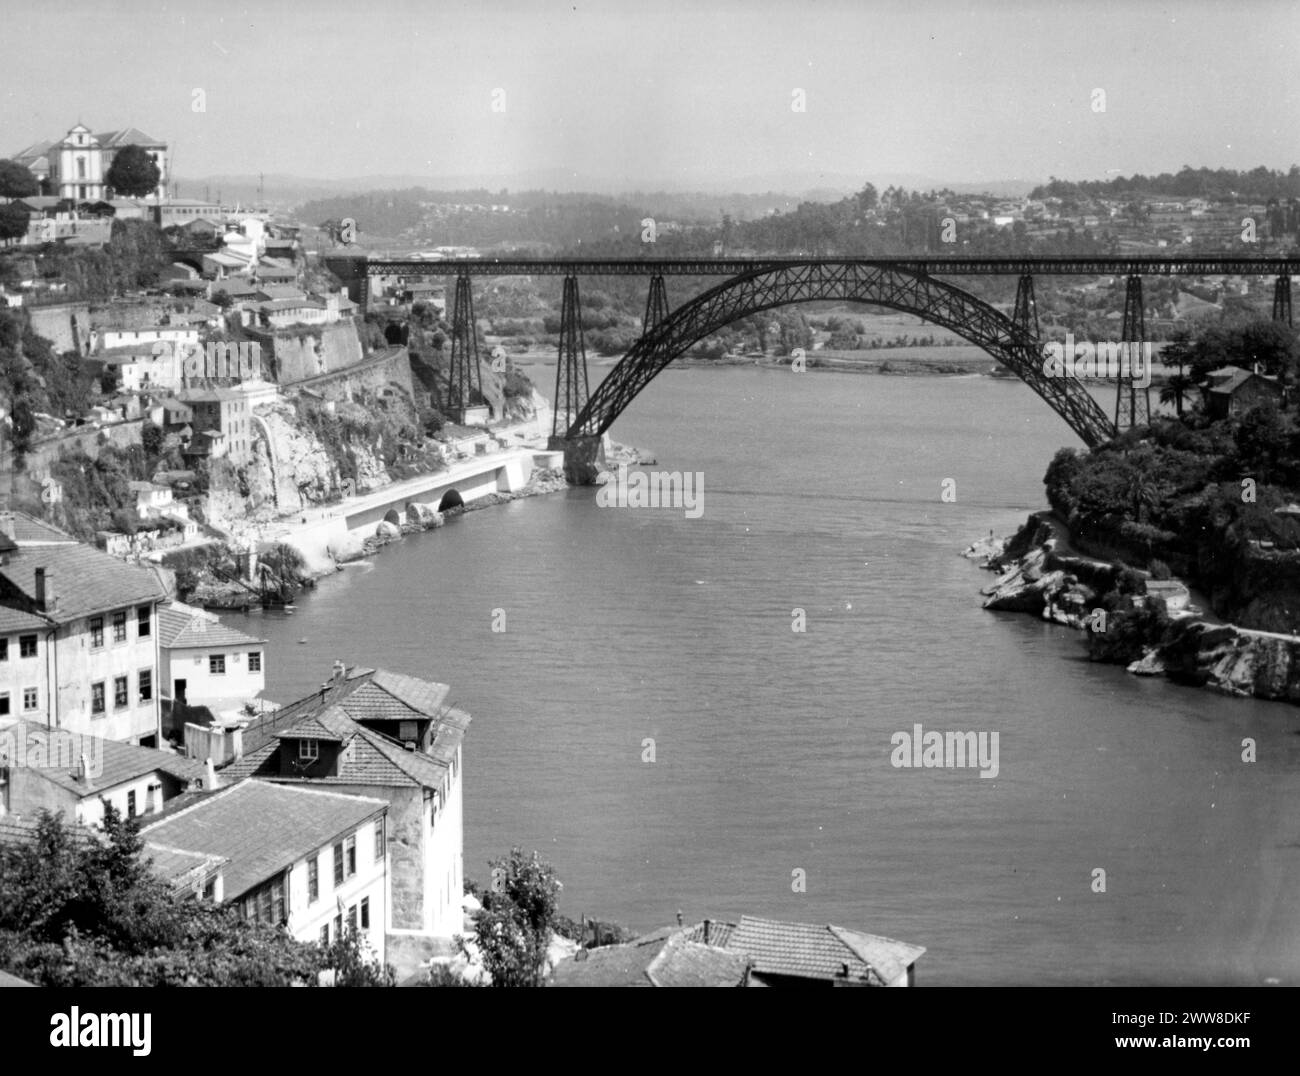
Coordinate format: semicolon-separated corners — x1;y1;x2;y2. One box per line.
104;145;161;199
0;806;330;987
141;420;164;457
471;847;562;987
0;202;28;243
0;159;38;200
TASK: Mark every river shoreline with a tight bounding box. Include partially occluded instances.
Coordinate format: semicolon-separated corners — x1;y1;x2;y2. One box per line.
968;512;1300;705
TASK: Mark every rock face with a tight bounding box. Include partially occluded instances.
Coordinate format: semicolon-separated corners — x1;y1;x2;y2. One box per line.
1158;619;1300;701
972;513;1300;705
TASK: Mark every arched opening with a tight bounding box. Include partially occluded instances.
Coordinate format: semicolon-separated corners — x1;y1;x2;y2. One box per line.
383;508;401;526
438;489;464;512
567;262;1114;448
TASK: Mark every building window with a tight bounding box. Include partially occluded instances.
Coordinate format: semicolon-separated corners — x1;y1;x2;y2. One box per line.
137;606;151;638
0;638;7;661
360;896;370;931
248;651;262;673
112;610;127;643
243;877;286;926
333;913;342;938
90;617;104;648
333;842;344;887
20;634;37;659
203;877;216;901
209;654;225;675
139;669;153;702
308;856;319;903
375;820;385;863
91;682;105;715
345;835;356;878
348;904;358;932
127;791;136;818
22;687;37;711
0;693;8;716
113;676;128;709
299;739;319;762
399;720;418;742
319;924;330;946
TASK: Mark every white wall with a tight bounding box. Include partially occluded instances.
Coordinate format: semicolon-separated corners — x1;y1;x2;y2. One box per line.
423;744;464;936
160;641;265;704
284;814;388;963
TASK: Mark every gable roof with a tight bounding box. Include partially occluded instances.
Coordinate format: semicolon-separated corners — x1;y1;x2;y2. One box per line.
0;718;206;797
157;601;266;650
142;841;227;890
139;779;386;900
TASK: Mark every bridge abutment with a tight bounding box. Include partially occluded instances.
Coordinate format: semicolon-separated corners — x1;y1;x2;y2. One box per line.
551;433;607;485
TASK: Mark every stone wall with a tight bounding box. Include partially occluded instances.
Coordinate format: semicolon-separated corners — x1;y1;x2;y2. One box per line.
27;302;92;356
250;322;364;384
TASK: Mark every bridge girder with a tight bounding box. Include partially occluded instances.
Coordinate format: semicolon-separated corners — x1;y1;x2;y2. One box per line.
331;254;1300;278
565;261;1117;448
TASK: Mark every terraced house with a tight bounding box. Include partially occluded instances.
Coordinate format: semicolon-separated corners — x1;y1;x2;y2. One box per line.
0;513;168;745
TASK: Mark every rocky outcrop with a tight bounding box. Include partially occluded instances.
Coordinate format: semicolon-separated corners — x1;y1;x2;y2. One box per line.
1157;619;1300;701
971;514;1300;705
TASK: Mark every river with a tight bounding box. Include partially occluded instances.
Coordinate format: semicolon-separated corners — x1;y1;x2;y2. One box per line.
241;361;1300;986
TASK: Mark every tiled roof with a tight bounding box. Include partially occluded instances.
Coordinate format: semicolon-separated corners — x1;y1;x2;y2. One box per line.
683;920;736;948
550;929;748;987
139;779;386;900
0;511;77;544
724;916;924;985
143;841;227;889
95;127;166;148
0;539;167;624
645;934;750;987
157;601;265;650
238;666;451;757
0;718;206;796
0;813;104;852
13;140;54;163
1208;368;1280;396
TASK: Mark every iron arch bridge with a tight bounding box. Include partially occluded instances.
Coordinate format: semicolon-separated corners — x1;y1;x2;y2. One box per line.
324;253;1297;475
567;260;1114;446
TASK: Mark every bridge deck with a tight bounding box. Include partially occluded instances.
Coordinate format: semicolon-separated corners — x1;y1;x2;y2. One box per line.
333;254;1299;277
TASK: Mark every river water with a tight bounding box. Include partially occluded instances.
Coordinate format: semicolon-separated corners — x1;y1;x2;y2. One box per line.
245;362;1300;986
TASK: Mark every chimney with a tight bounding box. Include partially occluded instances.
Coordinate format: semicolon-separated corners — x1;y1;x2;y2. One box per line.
332;660;346;684
79;753;94;790
205;757;219;790
703;918;711;944
34;567;49;611
676;909;683;927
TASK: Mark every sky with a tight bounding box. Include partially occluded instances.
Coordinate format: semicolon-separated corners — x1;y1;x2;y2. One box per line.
1;0;1297;191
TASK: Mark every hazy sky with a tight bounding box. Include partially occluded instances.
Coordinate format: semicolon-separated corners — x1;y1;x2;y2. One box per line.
2;0;1297;190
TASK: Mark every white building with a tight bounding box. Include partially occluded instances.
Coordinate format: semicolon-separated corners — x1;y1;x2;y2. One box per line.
0;513;167;746
141;779;389;959
11;124;168;202
157;601;266;713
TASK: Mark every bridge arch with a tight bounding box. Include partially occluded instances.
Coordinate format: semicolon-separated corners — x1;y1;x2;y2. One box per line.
566;261;1115;448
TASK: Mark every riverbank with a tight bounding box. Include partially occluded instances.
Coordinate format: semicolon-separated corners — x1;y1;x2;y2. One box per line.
968;512;1300;704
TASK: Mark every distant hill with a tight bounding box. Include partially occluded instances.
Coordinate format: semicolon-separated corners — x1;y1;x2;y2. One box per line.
176;170;1040;210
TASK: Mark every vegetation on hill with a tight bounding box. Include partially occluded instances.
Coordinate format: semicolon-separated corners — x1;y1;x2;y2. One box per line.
1031;165;1300;205
1043;317;1300;637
